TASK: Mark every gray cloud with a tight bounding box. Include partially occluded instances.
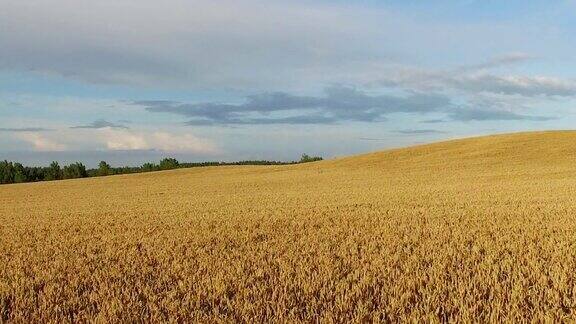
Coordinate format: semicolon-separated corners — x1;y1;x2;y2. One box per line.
184;115;338;126
445;92;557;122
357;137;387;141
0;0;402;89
448;74;576;97
135;86;452;125
71;120;129;129
448;109;554;122
395;129;447;135
138;83;560;125
457;52;535;72
420;119;446;124
375;54;576;98
3;0;573;92
0;127;53;132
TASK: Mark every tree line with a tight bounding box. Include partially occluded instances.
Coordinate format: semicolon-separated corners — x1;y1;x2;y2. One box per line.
0;154;323;185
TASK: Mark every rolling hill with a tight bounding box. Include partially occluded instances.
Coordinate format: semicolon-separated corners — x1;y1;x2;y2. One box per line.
2;131;576;322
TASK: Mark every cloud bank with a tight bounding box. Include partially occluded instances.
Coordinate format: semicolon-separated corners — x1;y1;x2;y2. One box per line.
0;127;53;132
15;133;67;152
3;0;570;92
0;0;400;89
99;129;219;154
135;86;451;125
395;129;447;135
135;81;555;125
7;128;219;155
71;119;129;129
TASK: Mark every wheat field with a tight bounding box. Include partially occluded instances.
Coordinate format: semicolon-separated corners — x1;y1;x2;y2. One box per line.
2;131;576;322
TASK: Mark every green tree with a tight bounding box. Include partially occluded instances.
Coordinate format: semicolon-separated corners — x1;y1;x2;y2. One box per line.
45;161;63;181
299;154;323;163
63;162;88;179
98;161;112;176
141;162;158;172
159;158;179;170
25;166;45;182
0;160;14;184
13;163;27;183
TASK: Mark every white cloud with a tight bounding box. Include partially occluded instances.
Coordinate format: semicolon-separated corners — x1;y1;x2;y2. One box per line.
15;132;67;151
102;130;148;150
98;128;219;154
2;0;570;91
0;0;393;89
150;132;218;153
5;126;219;155
373;63;576;97
456;52;535;72
449;74;576;97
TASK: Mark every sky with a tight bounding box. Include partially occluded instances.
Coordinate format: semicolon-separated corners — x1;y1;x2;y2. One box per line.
2;0;576;167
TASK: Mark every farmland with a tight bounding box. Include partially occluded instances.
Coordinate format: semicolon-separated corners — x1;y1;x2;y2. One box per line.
2;131;576;322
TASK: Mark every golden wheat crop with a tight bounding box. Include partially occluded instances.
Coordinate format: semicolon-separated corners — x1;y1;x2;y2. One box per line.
2;131;576;322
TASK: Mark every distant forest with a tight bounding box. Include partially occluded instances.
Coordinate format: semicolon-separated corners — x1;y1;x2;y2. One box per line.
0;154;323;185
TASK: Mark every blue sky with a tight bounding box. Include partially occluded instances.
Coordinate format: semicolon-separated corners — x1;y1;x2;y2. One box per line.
2;0;576;166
